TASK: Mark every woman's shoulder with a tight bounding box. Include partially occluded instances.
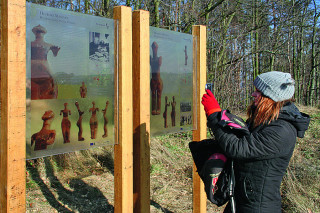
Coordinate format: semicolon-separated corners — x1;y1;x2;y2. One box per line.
256;119;297;144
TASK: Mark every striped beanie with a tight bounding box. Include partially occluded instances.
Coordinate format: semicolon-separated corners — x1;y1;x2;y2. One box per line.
253;71;295;102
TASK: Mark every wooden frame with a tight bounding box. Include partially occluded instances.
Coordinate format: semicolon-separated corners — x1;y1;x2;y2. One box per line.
132;10;150;213
113;6;133;213
192;25;207;213
0;0;27;212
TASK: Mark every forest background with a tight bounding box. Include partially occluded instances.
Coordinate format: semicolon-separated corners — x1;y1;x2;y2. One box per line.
25;0;320;109
1;0;320;212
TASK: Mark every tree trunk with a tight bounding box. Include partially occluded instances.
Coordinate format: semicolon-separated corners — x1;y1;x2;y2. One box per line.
308;0;319;106
154;0;160;27
85;0;89;14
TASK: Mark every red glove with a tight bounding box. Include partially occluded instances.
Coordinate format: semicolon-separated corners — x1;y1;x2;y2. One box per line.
201;89;221;116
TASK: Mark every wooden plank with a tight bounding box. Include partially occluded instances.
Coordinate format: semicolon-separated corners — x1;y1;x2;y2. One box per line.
192;25;207;213
113;6;133;213
132;10;150;213
0;0;26;212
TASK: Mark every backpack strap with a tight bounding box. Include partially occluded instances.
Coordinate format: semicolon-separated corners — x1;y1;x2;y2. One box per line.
217;110;250;136
229;160;236;213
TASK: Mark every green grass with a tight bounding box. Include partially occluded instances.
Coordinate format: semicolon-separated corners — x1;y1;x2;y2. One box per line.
26;178;37;190
57;84;82;99
151;164;165;174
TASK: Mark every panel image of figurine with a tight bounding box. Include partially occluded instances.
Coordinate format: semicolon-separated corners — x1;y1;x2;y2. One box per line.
163;96;170;128
75;101;85;141
184;45;188;66
31;25;60;100
170;96;176;126
31;110;56;151
150;41;163;115
89;101;99;139
102;101;109;138
60;103;71;143
80;82;87;98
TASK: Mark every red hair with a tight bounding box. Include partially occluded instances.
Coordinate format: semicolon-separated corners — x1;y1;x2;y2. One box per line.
247;95;289;128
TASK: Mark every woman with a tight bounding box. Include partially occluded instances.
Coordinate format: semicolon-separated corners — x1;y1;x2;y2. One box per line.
201;71;310;213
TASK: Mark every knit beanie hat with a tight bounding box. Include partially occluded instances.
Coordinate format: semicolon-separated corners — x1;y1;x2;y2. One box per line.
253;71;295;102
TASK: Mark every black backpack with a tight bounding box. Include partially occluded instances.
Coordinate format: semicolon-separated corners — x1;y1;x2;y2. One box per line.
189;139;234;207
189;110;249;211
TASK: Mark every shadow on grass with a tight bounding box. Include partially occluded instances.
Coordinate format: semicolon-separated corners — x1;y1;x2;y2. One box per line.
92;151;115;175
27;159;114;212
150;200;174;212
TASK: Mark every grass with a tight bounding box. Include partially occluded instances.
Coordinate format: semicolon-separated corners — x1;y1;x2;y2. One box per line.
26;105;320;212
281;105;320;213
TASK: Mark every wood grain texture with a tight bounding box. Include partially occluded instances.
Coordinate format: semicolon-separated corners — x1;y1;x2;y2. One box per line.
0;0;26;212
113;6;133;213
192;25;207;213
132;10;150;213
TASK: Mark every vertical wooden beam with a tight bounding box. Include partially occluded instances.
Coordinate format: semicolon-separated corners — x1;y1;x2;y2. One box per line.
192;25;207;213
0;0;26;212
113;6;133;213
132;10;150;213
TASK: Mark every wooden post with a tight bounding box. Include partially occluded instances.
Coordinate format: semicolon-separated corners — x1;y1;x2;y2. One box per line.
192;25;207;213
0;0;26;212
113;6;133;213
132;10;150;213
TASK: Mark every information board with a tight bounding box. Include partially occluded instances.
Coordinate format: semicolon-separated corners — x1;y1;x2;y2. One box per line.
150;27;194;136
26;3;116;159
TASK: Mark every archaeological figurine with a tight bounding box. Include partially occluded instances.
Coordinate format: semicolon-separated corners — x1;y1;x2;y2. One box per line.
102;101;109;138
80;82;87;98
170;96;176;127
31;25;60;100
163;96;170;128
60;103;71;143
184;45;188;66
31;110;56;151
89;101;99;139
150;41;163;115
75;101;85;141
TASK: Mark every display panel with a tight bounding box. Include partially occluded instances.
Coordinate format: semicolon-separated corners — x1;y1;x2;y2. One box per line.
150;27;193;136
26;3;116;159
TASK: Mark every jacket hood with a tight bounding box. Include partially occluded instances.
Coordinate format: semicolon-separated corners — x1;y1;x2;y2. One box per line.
278;102;310;138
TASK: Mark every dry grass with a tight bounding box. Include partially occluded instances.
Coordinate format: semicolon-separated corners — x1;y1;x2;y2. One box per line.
281;105;320;213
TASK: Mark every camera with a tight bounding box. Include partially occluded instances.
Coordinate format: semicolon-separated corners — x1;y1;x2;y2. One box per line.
205;83;213;92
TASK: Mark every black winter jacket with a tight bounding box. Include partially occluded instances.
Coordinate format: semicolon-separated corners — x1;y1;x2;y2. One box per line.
207;103;310;213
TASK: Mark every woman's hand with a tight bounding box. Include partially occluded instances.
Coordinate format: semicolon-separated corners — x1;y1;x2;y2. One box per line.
201;89;221;116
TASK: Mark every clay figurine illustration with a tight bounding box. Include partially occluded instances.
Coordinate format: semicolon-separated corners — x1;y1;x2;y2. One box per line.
102;101;109;138
60;103;71;143
170;96;176;127
75;101;85;141
184;45;188;66
163;96;170;128
80;82;87;98
31;25;60;100
89;101;99;139
150;41;163;115
31;110;56;151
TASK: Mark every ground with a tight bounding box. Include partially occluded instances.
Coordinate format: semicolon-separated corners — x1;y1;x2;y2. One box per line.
26;135;224;213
